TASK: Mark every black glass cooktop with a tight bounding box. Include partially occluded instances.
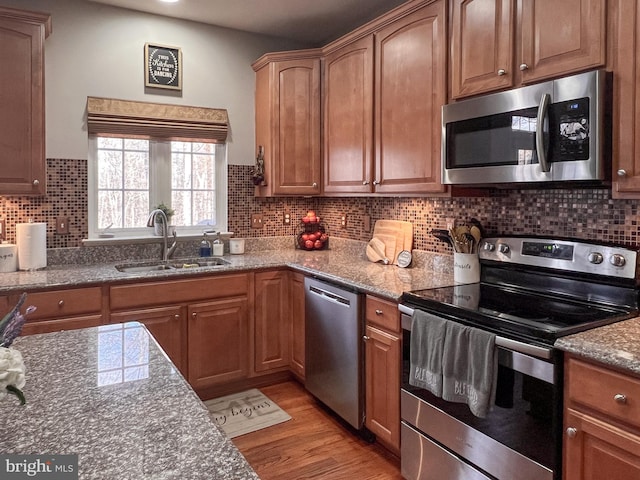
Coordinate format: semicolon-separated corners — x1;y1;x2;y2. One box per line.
402;282;636;344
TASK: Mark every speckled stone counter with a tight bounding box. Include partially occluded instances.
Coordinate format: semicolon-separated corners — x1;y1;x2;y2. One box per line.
555;317;640;376
0;237;454;301
0;323;259;479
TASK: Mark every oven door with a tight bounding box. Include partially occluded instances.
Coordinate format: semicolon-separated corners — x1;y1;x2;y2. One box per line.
400;310;562;480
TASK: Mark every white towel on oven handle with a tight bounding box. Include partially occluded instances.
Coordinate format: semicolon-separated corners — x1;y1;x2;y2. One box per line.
409;310;447;396
441;321;497;418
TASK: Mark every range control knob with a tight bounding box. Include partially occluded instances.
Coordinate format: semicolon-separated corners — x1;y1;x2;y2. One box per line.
497;243;510;254
587;252;604;264
483;242;495;252
610;254;626;267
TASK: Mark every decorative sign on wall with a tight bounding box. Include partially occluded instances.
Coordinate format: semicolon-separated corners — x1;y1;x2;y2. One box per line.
144;43;182;91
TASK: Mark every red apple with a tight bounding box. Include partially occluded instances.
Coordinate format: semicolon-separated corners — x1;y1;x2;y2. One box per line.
301;233;309;241
314;240;323;249
302;216;310;224
320;233;328;242
304;240;314;250
306;210;316;218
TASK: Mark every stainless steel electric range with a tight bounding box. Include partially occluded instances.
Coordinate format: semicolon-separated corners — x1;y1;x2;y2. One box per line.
399;236;639;480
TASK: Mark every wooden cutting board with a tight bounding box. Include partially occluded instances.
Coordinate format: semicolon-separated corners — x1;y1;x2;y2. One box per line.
373;220;413;263
366;237;391;264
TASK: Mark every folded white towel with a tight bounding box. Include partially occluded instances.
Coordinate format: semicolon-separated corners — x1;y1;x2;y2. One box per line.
409;310;447;397
441;321;497;418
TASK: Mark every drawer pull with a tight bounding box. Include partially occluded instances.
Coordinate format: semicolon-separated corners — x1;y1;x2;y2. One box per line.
614;393;627;404
375;309;383;316
191;312;197;319
174;314;180;320
363;335;370;342
566;427;577;438
58;300;64;307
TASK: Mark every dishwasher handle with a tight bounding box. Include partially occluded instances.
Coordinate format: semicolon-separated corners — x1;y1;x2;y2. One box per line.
308;285;351;307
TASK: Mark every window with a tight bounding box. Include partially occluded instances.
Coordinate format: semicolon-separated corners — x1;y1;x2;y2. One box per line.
86;97;229;239
88;136;227;238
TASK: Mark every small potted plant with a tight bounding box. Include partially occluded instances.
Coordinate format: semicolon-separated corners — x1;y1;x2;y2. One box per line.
152;202;175;236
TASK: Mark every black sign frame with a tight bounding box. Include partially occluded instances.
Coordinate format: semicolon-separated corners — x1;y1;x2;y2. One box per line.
144;43;182;91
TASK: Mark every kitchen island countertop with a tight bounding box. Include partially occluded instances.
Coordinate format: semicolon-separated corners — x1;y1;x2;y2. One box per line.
555;316;640;376
0;323;259;479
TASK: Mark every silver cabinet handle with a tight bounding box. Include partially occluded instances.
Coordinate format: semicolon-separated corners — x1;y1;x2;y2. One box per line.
174;314;180;320
363;335;370;342
372;180;380;185
312;182;318;188
566;427;577;438
33;179;40;186
191;312;197;319
375;309;383;315
58;300;64;307
497;69;506;76
614;393;627;404
617;169;627;177
362;181;370;185
519;63;529;71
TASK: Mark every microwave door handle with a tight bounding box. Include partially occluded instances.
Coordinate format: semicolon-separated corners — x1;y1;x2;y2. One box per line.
536;93;551;173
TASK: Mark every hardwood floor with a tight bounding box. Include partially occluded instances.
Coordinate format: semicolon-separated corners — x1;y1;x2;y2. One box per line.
232;381;403;479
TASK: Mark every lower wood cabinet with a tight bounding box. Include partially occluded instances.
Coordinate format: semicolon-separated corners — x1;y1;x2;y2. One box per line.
564;355;640;479
187;297;250;390
18;287;103;335
110;305;186;375
254;270;290;373
289;271;306;379
364;295;401;454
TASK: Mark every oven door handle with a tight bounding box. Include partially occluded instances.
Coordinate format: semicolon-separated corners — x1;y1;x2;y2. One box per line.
399;305;553;360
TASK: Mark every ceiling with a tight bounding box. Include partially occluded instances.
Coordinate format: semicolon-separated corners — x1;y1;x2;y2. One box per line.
86;0;409;46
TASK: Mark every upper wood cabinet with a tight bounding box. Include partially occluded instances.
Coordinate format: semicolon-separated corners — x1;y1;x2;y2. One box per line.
323;36;374;194
253;51;322;196
0;7;51;195
324;0;447;195
610;0;640;198
450;0;606;99
374;1;447;194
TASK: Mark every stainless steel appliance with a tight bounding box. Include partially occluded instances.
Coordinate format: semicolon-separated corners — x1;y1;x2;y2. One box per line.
305;277;364;429
400;236;639;480
442;70;610;186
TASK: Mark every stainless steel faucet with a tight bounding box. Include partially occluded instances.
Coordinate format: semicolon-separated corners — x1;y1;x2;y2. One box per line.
147;209;178;261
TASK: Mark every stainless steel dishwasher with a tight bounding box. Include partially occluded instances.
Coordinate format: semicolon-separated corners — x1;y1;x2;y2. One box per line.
305;277;363;429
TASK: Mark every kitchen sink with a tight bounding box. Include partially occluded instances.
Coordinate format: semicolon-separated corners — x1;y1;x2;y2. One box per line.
115;257;230;273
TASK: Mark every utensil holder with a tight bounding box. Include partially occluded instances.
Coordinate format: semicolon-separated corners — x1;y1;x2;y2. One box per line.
453;253;480;284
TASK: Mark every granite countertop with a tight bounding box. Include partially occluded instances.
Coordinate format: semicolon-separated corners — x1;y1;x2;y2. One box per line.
555;317;640;376
0;240;455;302
0;323;259;479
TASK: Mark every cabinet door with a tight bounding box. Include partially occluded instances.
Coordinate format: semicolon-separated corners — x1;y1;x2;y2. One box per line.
187;297;249;390
254;270;289;373
374;1;447;194
0;9;49;195
273;58;321;195
520;0;605;84
110;306;186;375
365;324;401;454
450;0;514;98
610;0;640;198
323;36;374;194
289;272;305;379
564;409;640;480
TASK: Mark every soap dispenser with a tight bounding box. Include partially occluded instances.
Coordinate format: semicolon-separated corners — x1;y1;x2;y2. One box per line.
212;232;224;256
199;233;212;257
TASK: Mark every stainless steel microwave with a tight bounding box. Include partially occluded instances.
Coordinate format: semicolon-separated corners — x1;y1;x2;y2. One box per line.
442;70;609;186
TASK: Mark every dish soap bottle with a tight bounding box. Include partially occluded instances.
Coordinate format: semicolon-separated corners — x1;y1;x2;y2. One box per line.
199;233;212;257
212;232;224;256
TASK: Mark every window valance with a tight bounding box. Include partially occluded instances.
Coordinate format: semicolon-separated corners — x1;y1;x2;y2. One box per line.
86;97;229;142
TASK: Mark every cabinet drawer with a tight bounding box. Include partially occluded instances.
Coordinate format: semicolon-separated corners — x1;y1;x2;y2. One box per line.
567;357;640;429
365;295;399;332
110;273;250;310
19;287;102;321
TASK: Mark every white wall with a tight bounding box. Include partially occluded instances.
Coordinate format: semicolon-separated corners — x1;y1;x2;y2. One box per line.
1;0;306;165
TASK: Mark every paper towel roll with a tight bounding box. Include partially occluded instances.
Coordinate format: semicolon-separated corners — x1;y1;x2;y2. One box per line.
16;223;47;270
0;244;17;272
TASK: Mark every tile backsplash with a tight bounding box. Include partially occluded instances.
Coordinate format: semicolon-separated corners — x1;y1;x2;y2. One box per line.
0;160;638;255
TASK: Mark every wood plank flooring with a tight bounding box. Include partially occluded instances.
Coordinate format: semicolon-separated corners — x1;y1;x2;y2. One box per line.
232;381;403;479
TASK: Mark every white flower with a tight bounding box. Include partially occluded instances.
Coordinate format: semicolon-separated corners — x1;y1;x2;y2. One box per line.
0;346;26;400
